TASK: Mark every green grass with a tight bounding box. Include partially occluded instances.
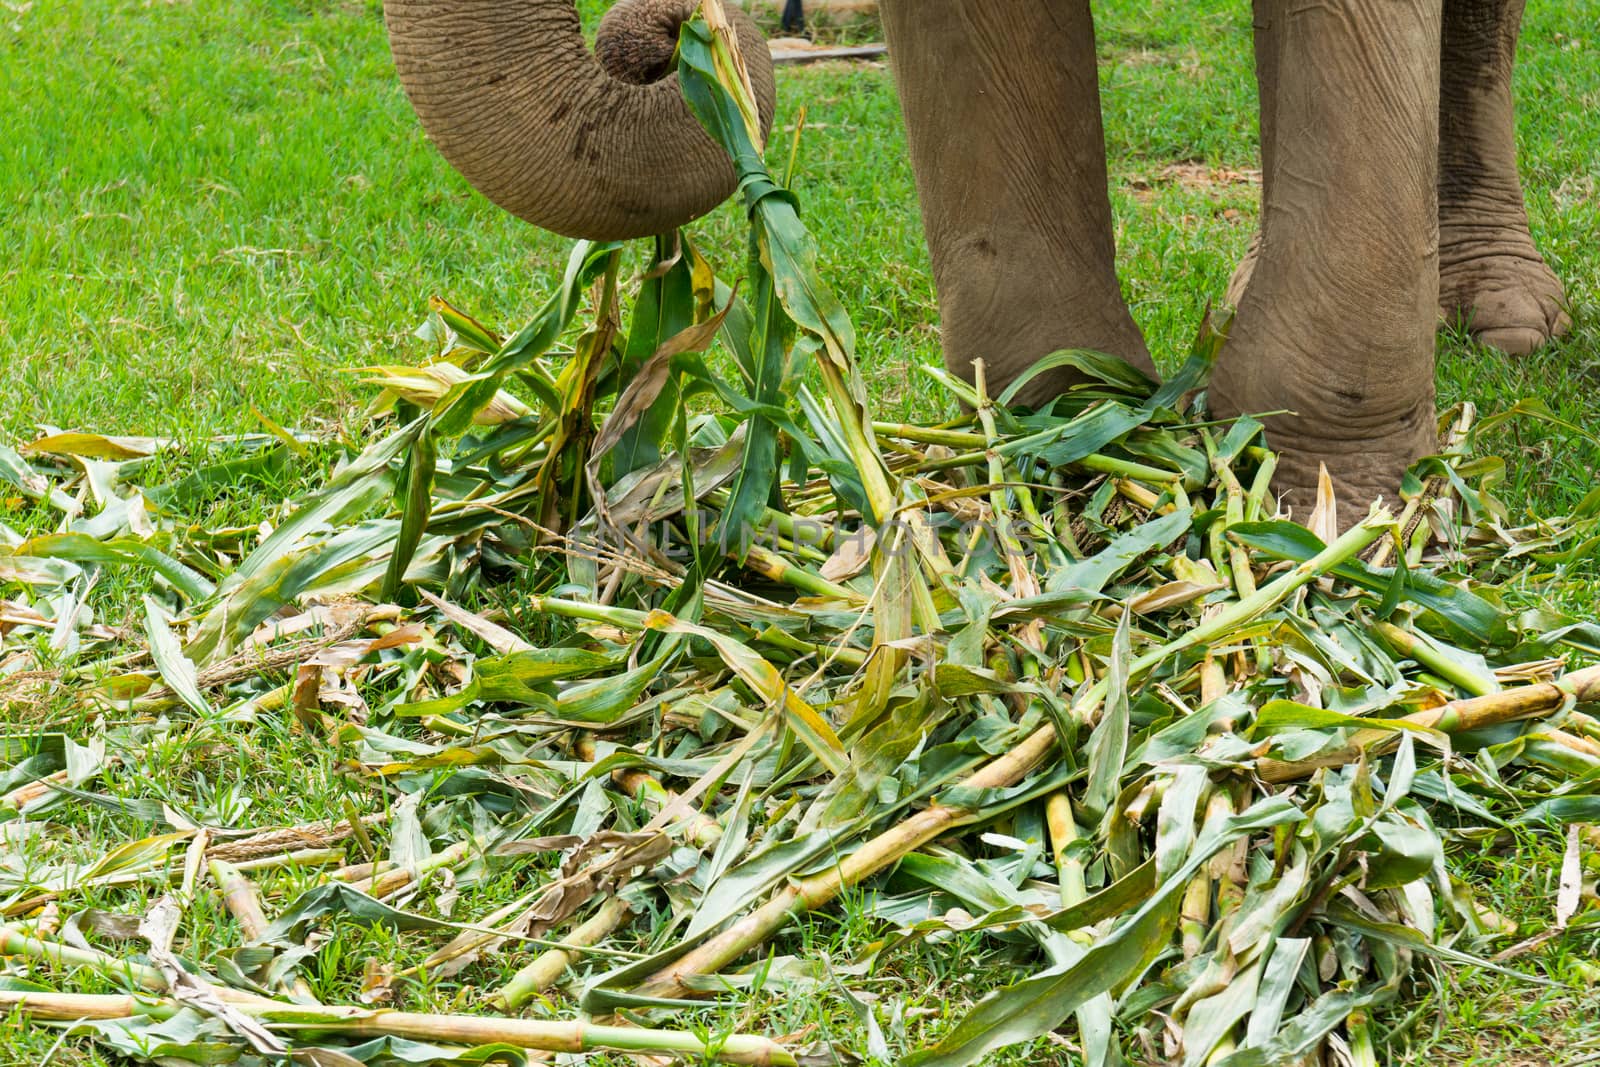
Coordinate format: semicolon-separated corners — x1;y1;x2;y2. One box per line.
3;1;1599;1063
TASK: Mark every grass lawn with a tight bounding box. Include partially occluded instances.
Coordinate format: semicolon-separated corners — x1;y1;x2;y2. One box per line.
3;0;1599;1063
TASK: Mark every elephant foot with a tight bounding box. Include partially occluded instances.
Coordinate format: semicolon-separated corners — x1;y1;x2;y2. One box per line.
1439;230;1571;354
1242;229;1572;357
1212;323;1439;529
1436;0;1569;356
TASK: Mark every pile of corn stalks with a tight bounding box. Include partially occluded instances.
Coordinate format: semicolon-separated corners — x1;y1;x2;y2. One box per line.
2;9;1598;1065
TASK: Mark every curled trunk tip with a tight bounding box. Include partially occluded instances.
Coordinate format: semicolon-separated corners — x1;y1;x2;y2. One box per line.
386;0;777;241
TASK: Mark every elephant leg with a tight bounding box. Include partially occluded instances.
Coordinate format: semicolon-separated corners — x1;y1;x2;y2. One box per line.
1212;0;1443;525
879;0;1152;405
1439;0;1570;354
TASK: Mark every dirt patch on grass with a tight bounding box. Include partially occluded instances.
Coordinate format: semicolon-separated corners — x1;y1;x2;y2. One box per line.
1127;161;1261;200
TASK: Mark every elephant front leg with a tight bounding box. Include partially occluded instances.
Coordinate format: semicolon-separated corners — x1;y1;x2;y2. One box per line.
1212;0;1444;526
1439;0;1571;355
879;0;1152;406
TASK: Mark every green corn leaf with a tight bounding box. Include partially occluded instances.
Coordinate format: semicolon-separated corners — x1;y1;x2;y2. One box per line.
612;235;697;476
1082;609;1133;823
426;295;503;355
144;446;296;513
643;612;849;776
1514;795;1600;825
1;443;81;517
716;273;787;558
555;651;676;724
142;597;213;717
996;349;1158;409
678;19;897;527
909;797;1304;1066
193;520;407;659
1048;509;1192;593
685;828;852;940
1182;958;1263;1067
395;647;621;717
1228;521;1504;642
1000;401;1149;469
225;419;423;589
432;243;622;437
382;420;436;601
1153;764;1209;879
265;883;464;942
79;831;192;881
1250;700;1445;741
1212;985;1393;1067
20;533;214;602
1041;858;1159;934
0;552;84;587
1244;937;1312;1048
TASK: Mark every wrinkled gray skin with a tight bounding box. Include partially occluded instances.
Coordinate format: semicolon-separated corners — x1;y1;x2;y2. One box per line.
386;0;1571;524
384;0;776;240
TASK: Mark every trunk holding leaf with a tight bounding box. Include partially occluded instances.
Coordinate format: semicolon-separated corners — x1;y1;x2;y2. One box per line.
385;0;777;240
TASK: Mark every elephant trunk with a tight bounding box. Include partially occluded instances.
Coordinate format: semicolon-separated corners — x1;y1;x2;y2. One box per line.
385;0;776;241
